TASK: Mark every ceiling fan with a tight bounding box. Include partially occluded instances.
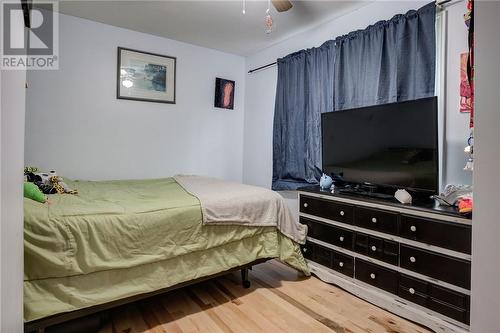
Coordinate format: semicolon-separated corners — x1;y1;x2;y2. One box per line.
271;0;293;12
264;0;292;33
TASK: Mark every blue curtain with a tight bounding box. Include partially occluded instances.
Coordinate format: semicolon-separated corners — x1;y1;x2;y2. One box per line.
272;3;435;190
272;40;335;190
334;2;436;110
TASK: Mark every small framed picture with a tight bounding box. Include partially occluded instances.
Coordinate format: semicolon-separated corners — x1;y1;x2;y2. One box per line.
214;78;235;110
117;47;176;104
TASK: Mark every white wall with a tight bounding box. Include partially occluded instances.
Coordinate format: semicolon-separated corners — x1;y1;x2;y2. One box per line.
243;0;472;189
25;13;246;182
0;14;26;333
470;2;500;332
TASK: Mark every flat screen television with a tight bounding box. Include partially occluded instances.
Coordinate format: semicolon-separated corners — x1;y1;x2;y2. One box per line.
322;97;438;194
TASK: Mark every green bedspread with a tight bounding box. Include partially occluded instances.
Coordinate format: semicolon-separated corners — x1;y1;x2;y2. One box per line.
24;178;308;321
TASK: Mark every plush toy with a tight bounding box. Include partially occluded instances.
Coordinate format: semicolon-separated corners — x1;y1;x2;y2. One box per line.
24;167;78;195
32;171;57;194
319;173;333;190
458;198;473;215
49;175;78;195
24;166;39;174
36;171;55;186
24;166;41;183
24;182;47;203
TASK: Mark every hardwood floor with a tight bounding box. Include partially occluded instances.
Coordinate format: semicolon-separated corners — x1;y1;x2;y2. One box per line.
98;260;432;333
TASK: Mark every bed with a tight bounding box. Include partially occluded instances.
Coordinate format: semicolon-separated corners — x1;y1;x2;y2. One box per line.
24;177;309;331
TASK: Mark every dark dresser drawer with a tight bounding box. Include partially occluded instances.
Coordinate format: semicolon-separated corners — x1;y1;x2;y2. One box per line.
354;207;399;235
400;215;471;254
399;274;428;307
354;232;399;266
311;243;332;268
300;195;354;224
305;241;354;277
429;284;469;310
428;298;469;324
301;217;353;250
355;258;399;294
400;245;471;289
398;273;470;324
300;243;313;260
331;250;354;277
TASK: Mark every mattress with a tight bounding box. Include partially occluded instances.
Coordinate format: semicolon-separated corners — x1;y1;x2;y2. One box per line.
24;178;308;321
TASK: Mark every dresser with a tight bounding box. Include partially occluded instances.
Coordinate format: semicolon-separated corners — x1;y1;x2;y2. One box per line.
298;187;472;333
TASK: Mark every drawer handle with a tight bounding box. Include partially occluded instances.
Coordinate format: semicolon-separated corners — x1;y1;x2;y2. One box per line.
339;210;345;216
410;225;417;232
409;287;415;295
371;245;377;252
303;203;308;208
410;256;417;263
339;262;344;267
370;273;376;280
371;217;377;223
339;236;344;242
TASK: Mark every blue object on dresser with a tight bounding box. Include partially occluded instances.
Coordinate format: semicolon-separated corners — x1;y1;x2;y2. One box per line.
319;173;333;190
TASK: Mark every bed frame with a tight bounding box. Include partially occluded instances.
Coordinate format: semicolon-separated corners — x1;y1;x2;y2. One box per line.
25;258;270;333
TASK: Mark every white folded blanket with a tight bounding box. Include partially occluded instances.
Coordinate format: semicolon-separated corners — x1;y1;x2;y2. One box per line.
173;175;307;244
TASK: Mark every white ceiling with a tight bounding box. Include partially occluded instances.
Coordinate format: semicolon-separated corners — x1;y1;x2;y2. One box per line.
43;0;370;56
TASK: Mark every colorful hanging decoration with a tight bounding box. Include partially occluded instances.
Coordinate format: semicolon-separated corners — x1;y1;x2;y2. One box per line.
265;0;273;34
463;0;474;172
459;53;473;113
464;0;474;128
464;130;474;172
265;12;273;34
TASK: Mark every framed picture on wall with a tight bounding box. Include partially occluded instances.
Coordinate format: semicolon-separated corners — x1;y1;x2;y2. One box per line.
117;47;176;104
214;77;235;110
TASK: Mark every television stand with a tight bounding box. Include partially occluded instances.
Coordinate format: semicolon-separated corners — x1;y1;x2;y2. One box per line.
297;185;472;333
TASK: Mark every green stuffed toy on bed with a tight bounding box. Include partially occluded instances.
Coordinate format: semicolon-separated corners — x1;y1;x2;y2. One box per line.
24;182;47;203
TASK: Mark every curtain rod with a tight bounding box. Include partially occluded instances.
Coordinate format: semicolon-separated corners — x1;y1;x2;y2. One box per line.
248;62;277;74
248;0;455;74
436;0;465;9
436;0;453;6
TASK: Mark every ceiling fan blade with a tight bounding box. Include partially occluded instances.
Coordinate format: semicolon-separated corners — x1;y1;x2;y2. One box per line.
272;0;293;12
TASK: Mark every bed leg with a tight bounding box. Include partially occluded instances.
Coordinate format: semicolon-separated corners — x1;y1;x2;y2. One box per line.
241;268;251;288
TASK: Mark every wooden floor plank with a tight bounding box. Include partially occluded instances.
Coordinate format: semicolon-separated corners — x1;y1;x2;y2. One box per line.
164;291;226;333
252;261;428;333
111;303;152;333
140;296;181;333
96;321;113;333
219;274;332;333
105;260;432;333
251;263;374;329
191;282;265;333
250;279;343;333
155;294;201;333
216;278;293;333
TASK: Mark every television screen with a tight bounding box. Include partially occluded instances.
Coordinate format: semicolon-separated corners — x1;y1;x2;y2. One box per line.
321;97;438;193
